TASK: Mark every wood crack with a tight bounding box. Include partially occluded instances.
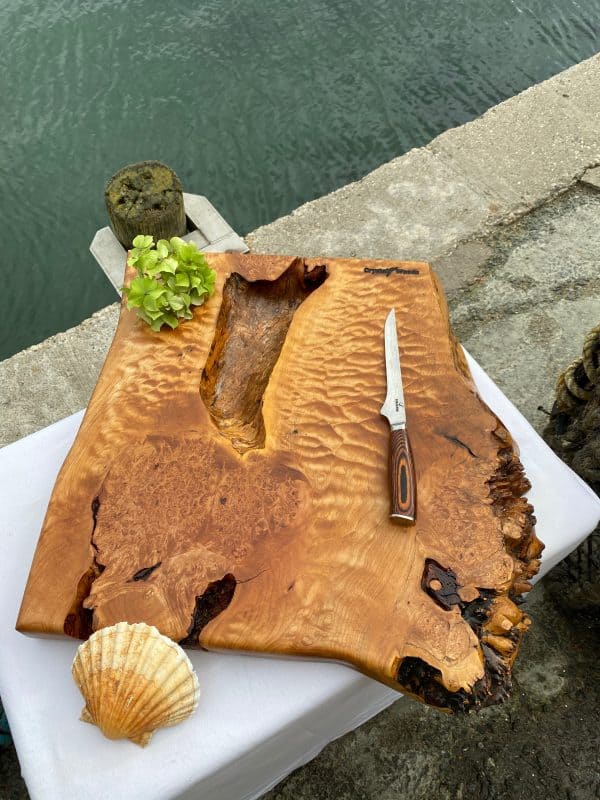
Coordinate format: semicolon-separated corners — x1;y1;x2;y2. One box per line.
178;574;237;647
63;496;105;639
440;432;478;458
129;562;162;582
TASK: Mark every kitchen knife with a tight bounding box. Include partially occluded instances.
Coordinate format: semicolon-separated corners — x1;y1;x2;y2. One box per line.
380;308;416;524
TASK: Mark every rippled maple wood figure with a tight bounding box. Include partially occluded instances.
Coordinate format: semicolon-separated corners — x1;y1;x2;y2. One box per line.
17;253;543;711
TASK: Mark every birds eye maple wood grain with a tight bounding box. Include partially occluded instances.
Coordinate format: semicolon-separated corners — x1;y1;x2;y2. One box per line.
17;253;543;711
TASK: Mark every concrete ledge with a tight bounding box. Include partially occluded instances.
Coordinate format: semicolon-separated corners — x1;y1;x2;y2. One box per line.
0;305;119;445
429;55;600;216
1;54;600;448
248;54;599;260
452;187;600;427
246;148;493;260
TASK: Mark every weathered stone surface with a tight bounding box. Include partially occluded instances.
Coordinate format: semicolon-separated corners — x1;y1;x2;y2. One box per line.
0;306;118;447
452;188;600;430
428;54;600;216
580;165;600;191
431;241;493;299
246;148;493;261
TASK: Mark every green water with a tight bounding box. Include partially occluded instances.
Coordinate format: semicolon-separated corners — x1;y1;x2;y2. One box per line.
1;0;598;360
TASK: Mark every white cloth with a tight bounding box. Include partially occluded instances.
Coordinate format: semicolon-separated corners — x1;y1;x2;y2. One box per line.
1;351;599;800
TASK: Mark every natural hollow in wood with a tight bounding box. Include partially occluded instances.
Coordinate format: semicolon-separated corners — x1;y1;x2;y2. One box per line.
17;253;543;712
200;258;328;453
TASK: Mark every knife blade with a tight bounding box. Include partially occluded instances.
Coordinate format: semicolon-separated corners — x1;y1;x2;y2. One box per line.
380;308;416;524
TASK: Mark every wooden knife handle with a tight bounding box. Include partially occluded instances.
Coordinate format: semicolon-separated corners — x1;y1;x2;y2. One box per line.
389;427;416;524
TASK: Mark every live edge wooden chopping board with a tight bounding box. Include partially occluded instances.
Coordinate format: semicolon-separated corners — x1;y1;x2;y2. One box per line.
17;253;543;711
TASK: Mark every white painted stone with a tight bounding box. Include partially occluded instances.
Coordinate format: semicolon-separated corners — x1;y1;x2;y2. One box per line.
89;227;127;291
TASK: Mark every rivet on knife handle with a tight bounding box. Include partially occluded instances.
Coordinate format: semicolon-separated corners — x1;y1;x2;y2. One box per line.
389;427;416;523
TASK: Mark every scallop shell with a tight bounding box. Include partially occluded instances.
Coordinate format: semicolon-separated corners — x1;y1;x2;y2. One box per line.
72;621;200;746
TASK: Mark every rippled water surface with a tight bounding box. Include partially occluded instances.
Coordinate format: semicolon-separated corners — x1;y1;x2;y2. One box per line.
2;0;598;359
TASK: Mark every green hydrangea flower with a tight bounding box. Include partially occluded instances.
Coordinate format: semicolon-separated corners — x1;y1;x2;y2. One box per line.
122;235;216;331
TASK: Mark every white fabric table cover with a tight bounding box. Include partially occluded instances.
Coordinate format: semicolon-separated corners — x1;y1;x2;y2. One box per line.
1;351;599;800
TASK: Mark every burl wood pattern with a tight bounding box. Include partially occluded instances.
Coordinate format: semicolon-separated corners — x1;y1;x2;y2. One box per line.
389;428;416;524
17;254;543;711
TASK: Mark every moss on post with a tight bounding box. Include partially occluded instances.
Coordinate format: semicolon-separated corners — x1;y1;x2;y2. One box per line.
105;161;187;249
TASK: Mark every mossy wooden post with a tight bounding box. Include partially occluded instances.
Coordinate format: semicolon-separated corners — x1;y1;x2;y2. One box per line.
105;161;187;249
